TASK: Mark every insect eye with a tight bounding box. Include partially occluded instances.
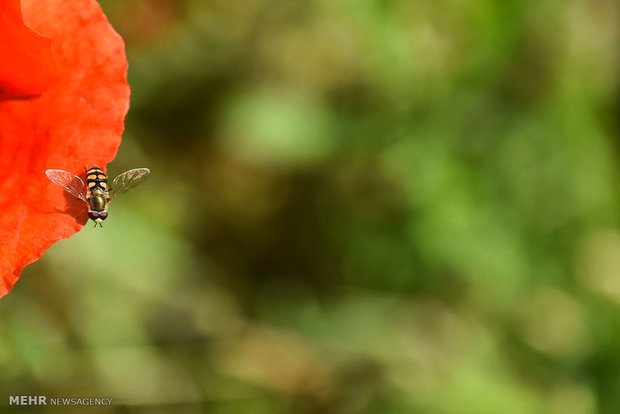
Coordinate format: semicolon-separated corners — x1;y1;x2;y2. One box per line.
99;212;108;220
88;211;100;220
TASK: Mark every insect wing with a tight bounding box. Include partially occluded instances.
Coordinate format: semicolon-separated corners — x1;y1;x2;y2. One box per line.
109;168;150;200
45;169;88;202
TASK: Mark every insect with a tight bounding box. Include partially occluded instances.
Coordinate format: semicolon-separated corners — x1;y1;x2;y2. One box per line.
45;166;150;227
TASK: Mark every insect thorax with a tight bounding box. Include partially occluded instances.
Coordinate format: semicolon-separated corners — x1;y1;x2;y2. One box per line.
89;191;108;212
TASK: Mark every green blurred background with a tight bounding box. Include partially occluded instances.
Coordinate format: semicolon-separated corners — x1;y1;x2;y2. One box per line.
2;0;620;412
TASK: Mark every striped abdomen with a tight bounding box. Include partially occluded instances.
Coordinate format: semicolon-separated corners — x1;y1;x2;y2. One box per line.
86;166;108;192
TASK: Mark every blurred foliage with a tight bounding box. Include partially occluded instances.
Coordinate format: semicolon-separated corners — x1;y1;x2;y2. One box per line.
1;0;620;413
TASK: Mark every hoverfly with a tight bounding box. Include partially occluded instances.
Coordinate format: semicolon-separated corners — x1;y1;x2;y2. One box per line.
45;166;150;227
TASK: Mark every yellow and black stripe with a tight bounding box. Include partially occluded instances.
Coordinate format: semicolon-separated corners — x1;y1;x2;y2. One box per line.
86;166;108;192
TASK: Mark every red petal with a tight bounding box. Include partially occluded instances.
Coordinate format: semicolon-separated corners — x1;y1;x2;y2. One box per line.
0;0;57;101
0;0;130;298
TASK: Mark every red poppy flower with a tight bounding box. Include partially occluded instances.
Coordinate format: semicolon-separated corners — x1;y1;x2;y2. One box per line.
0;0;130;298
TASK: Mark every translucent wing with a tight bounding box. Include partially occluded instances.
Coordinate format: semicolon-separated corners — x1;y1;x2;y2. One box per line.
109;168;150;200
45;169;88;202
